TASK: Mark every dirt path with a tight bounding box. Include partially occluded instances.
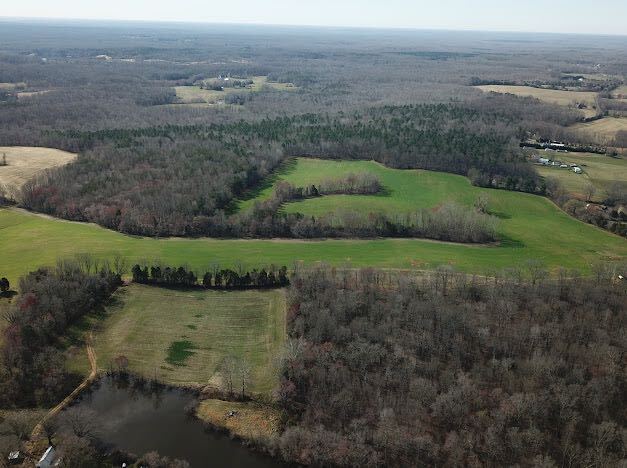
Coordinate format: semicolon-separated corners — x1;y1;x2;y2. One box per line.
30;333;98;440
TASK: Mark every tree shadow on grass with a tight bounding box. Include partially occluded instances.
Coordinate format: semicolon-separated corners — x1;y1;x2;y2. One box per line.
499;234;525;248
488;210;512;220
63;289;128;347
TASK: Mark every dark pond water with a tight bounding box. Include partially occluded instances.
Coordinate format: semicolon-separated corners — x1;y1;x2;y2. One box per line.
70;377;283;468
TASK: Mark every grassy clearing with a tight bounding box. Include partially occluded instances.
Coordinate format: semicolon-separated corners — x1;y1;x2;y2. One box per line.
67;285;286;394
173;76;297;105
611;85;627;99
534;152;627;200
0;146;77;196
1;158;627;283
476;85;599;118
16;90;52;99
196;399;281;441
0;82;27;90
571;117;627;145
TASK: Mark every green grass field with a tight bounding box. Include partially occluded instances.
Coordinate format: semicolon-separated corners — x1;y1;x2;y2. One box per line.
535;152;627;200
1;158;626;282
67;285;286;394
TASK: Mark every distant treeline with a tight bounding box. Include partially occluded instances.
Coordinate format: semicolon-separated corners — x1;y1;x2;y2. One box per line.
131;264;289;289
21;104;535;238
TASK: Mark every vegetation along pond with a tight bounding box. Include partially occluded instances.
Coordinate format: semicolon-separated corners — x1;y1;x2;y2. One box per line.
69;377;283;467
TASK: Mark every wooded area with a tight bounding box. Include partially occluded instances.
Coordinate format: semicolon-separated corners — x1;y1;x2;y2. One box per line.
278;266;626;466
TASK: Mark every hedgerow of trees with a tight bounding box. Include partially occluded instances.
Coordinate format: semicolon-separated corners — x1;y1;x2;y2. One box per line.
131;263;290;289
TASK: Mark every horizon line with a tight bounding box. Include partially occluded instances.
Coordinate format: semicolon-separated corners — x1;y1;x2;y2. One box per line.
1;16;626;38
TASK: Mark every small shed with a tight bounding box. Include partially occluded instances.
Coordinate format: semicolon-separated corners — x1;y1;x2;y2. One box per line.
573;167;582;174
36;446;59;468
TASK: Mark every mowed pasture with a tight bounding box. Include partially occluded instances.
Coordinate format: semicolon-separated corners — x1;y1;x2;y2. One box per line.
0;146;77;196
1;159;625;283
67;285;286;394
173;76;297;105
475;85;600;118
536;152;627;201
571;117;627;145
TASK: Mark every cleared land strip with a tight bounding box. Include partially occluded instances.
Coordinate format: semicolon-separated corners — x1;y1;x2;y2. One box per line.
0;146;77;197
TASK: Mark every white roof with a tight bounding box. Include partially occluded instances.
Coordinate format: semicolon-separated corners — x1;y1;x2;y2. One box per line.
36;446;56;468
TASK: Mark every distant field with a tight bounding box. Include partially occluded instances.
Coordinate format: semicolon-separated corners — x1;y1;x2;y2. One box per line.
563;73;619;81
476;85;599;118
16;90;51;99
611;85;627;99
571;117;627;145
0;82;26;90
0;146;77;197
1;159;626;283
535;152;627;201
173;76;297;105
67;285;286;394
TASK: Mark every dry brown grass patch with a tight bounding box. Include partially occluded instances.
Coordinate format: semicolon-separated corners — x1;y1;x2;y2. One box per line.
196;399;281;441
0;146;77;197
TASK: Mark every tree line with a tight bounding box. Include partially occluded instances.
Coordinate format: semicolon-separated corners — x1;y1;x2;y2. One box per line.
234;187;499;242
131;263;290;289
19;103;540;238
275;264;626;467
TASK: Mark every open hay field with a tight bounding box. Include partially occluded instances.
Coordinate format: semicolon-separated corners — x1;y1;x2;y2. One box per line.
1;159;624;283
173;76;297;105
535;152;627;201
16;90;52;99
0;82;27;90
571;117;627;145
611;85;627;99
476;85;599;118
0;146;77;196
67;285;286;394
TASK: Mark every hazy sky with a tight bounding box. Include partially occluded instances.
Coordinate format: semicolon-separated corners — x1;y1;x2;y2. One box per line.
3;0;626;35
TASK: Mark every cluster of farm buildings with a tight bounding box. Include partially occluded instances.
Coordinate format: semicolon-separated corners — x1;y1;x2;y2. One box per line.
531;153;583;173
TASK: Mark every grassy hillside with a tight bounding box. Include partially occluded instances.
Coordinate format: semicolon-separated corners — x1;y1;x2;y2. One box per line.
1;159;626;282
67;285;286;394
535;152;627;201
571;117;627;146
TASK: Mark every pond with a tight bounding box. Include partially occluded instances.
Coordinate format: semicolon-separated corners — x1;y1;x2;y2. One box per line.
70;377;283;468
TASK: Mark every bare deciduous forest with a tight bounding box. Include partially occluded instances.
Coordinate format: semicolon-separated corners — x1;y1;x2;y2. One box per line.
279;266;626;467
